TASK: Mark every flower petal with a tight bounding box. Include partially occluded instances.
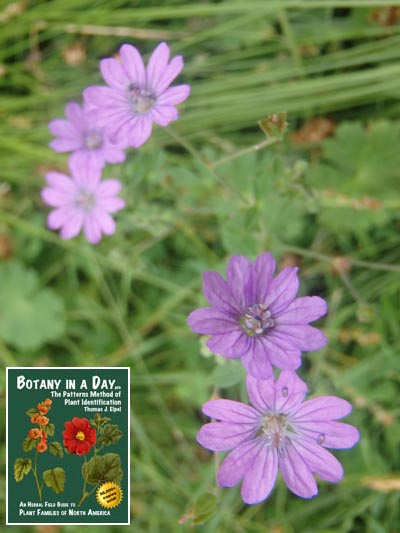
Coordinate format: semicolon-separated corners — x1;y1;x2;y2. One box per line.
97;197;125;213
293;396;353;422
241;338;273;380
83;86;126;108
41;188;72;207
297;420;360;449
201;399;260;423
187;307;239;335
274;371;308;413
262;335;301;371
217;438;264;488
196;422;257;452
146;41;170;93
157;84;191;106
97;179;122;197
246;252;276;305
241;443;278;504
274;324;327;352
103;146;126;164
49;138;82;152
60;210;84;240
154;55;184;95
129;116;153;148
202;271;239;315
96;209;116;236
276;296;328;325
69;149;105;171
226;255;251;309
292;438;344;483
48;118;78;139
150;105;178;126
83;213;102;244
100;57;130;89
45;172;76;193
65;101;85;126
264;267;299;315
279;440;318;498
246;374;275;413
206;330;250;359
47;207;74;230
120;44;146;87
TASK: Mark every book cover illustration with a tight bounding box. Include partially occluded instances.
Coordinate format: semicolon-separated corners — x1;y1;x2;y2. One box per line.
6;367;130;525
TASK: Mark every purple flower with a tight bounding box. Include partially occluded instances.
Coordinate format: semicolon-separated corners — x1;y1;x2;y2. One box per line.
41;159;125;244
83;42;190;149
48;101;126;169
197;371;360;504
188;253;328;379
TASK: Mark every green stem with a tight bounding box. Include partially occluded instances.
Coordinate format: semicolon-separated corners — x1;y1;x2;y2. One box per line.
32;451;42;502
78;455;88;507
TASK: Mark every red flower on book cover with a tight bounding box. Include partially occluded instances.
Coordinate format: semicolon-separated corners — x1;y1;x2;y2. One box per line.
62;417;96;455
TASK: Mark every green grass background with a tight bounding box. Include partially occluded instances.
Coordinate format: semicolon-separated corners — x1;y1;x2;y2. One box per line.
1;0;400;531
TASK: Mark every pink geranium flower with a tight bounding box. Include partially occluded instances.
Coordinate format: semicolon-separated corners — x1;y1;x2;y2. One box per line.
83;42;190;149
188;253;328;380
48;101;126;169
197;371;360;504
41;159;125;244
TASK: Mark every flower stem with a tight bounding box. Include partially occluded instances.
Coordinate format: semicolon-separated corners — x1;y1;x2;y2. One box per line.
32;451;42;502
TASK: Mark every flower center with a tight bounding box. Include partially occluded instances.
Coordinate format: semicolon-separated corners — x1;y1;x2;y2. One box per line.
126;84;155;114
241;304;275;336
76;431;85;441
75;190;95;212
258;414;292;455
84;129;103;150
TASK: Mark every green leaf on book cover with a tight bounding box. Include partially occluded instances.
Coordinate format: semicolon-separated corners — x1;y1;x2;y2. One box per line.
98;424;123;447
0;260;65;350
42;423;55;437
90;412;111;429
25;407;38;418
22;437;37;452
49;441;64;458
43;467;65;494
14;458;32;481
82;453;123;485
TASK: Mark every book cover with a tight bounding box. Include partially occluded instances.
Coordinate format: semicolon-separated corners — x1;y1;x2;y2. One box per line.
6;366;130;525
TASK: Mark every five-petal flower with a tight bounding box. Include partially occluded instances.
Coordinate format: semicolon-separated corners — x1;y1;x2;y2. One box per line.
197;371;360;504
83;42;190;149
49;101;126;170
188;253;328;379
41;158;125;244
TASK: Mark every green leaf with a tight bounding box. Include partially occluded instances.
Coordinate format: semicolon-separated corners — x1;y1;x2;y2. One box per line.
82;453;123;486
14;458;32;482
97;424;123;447
179;493;217;526
43;468;65;494
25;408;38;418
22;437;37;452
0;260;65;350
90;413;111;429
307;120;399;233
210;361;246;388
49;441;64;458
42;423;55;437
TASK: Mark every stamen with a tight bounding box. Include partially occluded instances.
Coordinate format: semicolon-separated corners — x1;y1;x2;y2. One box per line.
75;190;95;212
126;84;155;114
84;129;103;150
241;304;275;336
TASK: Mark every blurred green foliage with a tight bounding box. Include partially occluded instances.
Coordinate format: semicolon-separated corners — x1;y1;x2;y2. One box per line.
1;1;400;532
